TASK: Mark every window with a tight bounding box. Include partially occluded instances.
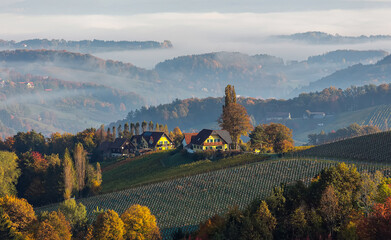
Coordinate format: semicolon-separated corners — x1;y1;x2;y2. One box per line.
159;147;162;150
217;146;222;150
164;141;168;144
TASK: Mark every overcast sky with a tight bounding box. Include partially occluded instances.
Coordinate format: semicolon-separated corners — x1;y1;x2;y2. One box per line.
1;0;391;15
1;0;391;67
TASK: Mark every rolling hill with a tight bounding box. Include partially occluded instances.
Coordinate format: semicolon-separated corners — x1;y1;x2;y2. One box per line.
0;49;387;103
0;39;173;53
155;50;388;99
37;153;391;239
275;31;391;44
296;130;391;162
294;54;391;95
0;70;144;138
111;83;391;145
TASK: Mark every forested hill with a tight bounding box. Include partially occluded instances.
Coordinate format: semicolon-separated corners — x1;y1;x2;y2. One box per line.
0;39;173;53
112;83;391;133
155;50;388;99
293;53;391;95
275;31;391;44
0;70;144;138
0;49;158;81
0;49;387;102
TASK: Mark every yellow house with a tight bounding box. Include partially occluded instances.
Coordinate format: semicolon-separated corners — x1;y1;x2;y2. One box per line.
191;129;232;152
131;131;174;151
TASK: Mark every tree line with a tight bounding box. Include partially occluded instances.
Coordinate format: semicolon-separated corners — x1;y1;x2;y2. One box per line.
117;83;391;137
308;123;380;145
181;163;391;240
0;197;161;240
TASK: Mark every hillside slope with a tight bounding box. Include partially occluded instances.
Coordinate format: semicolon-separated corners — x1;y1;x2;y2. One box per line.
112;84;391;144
0;70;144;137
0;39;173;53
297;130;391;161
38;157;391;238
295;54;391;94
156;50;388;99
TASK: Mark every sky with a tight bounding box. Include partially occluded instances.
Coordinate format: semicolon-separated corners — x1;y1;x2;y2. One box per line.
1;0;391;68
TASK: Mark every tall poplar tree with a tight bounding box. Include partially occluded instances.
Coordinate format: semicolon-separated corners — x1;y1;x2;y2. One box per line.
141;121;147;133
123;123;130;138
135;122;140;135
218;85;253;149
149;121;154;131
112;126;116;141
74;143;86;196
62;148;75;200
130;123;135;136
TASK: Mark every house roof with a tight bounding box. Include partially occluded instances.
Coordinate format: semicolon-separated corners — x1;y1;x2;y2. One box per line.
191;129;232;145
183;133;198;145
111;138;135;149
141;131;173;148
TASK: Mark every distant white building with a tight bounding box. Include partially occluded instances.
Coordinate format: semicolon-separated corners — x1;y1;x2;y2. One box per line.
303;110;326;119
265;112;291;121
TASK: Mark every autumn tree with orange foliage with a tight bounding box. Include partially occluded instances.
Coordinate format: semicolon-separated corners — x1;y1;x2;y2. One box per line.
92;210;125;240
357;197;391;239
120;204;161;240
0;195;36;235
218;85;253;149
249;123;294;153
34;211;72;240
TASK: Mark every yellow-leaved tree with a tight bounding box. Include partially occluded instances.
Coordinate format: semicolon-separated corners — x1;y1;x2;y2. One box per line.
34;211;72;240
93;210;125;240
120;204;161;240
0;195;36;234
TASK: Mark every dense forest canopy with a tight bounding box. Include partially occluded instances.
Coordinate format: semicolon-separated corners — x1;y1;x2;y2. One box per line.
113;83;391;132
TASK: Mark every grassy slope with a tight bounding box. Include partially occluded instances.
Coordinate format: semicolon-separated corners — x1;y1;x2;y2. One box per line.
38;157;391;239
291;105;387;144
102;151;267;193
296;130;391;162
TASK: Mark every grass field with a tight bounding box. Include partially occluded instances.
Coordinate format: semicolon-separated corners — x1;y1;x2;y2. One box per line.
281;104;391;145
38;157;391;239
101;151;268;193
296;130;391;162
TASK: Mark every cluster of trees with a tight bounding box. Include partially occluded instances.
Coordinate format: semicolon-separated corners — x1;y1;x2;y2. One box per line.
0;197;161;240
249;123;294;153
190;163;391;240
0;147;101;207
0;128;105;206
119;83;391;135
106;121;185;147
308;123;380;145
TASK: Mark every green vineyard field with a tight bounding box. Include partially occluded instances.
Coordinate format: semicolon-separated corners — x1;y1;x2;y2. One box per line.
297;130;391;161
37;158;391;239
363;104;391;130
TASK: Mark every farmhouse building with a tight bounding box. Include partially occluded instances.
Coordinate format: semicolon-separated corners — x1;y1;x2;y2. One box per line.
190;129;232;151
131;131;174;151
303;110;326;119
98;138;136;158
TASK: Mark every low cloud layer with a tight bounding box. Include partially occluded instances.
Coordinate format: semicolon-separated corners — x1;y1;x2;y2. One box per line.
1;9;391;68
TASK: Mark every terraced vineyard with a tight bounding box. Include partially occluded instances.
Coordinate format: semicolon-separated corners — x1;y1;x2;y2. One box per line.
37;158;391;239
362;104;391;130
297;130;391;161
